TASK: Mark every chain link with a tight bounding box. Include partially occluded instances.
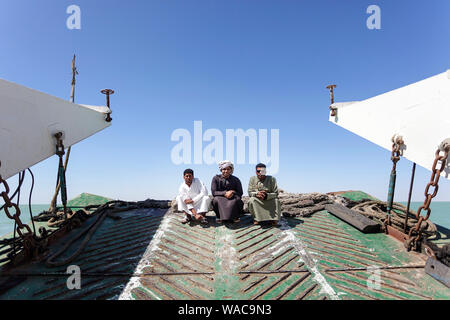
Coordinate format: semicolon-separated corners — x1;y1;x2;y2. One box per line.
0;163;35;248
406;146;449;251
391;136;403;164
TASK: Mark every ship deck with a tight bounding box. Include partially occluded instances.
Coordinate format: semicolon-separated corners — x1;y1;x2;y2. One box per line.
0;197;448;300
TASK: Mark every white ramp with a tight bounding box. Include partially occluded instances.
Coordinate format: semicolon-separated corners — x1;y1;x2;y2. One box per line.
329;70;450;179
0;79;111;180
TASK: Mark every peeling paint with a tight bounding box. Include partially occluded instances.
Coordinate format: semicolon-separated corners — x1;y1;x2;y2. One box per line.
279;218;340;300
118;211;175;300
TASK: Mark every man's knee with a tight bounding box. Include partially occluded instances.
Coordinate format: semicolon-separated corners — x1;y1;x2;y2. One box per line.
202;195;211;205
175;195;183;211
275;198;281;209
176;196;190;212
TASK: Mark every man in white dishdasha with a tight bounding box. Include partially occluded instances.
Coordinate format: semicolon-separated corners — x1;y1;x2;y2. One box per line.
176;169;210;225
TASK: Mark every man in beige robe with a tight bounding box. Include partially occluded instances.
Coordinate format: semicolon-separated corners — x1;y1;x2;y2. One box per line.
247;163;281;226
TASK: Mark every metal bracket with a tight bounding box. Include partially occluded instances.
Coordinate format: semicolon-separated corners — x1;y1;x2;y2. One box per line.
391;134;405;156
54;132;65;157
439;138;450;152
101;89;114;122
425;257;450;288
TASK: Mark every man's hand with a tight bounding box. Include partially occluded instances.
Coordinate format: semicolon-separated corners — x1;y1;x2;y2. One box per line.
184;198;194;204
225;190;235;199
256;191;267;200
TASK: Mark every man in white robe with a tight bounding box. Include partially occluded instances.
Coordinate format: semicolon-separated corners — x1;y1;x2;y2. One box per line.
176;169;211;225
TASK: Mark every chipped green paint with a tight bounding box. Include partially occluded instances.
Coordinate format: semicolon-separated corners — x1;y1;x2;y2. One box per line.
339;190;377;202
66;193;113;207
214;225;242;299
128;204;450;300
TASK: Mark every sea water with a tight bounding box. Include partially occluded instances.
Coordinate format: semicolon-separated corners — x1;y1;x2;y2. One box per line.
0;204;49;238
399;202;449;230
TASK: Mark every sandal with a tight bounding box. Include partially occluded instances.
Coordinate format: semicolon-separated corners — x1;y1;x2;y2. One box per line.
253;221;259;225
193;213;204;221
181;216;192;224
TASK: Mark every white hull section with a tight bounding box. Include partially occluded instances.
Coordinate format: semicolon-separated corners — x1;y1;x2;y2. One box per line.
0;79;111;180
329;70;450;180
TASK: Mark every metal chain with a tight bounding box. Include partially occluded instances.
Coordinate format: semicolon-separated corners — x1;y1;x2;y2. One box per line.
0;161;36;253
391;136;403;165
406;145;449;251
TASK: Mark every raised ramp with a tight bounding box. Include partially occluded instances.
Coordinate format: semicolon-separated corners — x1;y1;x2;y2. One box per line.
0;79;111;180
329;70;450;179
0;207;449;300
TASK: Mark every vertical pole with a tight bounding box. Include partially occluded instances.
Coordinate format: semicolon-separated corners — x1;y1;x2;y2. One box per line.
386;164;396;228
386;135;403;229
404;163;416;233
58;151;68;220
55;133;68;220
70;54;76;103
48;55;76;214
326;84;337;116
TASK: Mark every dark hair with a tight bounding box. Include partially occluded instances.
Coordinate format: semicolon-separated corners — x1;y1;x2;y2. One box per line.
183;169;194;176
256;163;266;170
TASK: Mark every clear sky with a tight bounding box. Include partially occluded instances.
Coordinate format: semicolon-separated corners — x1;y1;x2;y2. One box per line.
1;0;450;204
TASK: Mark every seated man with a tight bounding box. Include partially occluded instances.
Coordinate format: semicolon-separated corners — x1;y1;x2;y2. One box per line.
176;169;211;225
248;163;281;226
211;160;244;223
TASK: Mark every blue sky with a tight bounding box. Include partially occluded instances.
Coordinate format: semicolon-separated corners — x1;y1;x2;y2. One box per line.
1;0;450;204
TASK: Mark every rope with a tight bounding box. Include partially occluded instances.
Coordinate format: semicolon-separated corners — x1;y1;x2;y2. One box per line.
12;171;24;257
27;168;36;234
349;199;437;236
45;206;109;267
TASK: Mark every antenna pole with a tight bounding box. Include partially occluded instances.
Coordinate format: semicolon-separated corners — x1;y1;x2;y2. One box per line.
48;55;77;214
70;54;78;103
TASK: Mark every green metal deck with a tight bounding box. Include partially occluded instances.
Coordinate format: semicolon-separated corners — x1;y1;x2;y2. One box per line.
0;192;448;300
124;209;449;300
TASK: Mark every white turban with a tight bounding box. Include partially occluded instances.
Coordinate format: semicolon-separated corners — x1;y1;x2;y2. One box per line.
218;160;234;171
